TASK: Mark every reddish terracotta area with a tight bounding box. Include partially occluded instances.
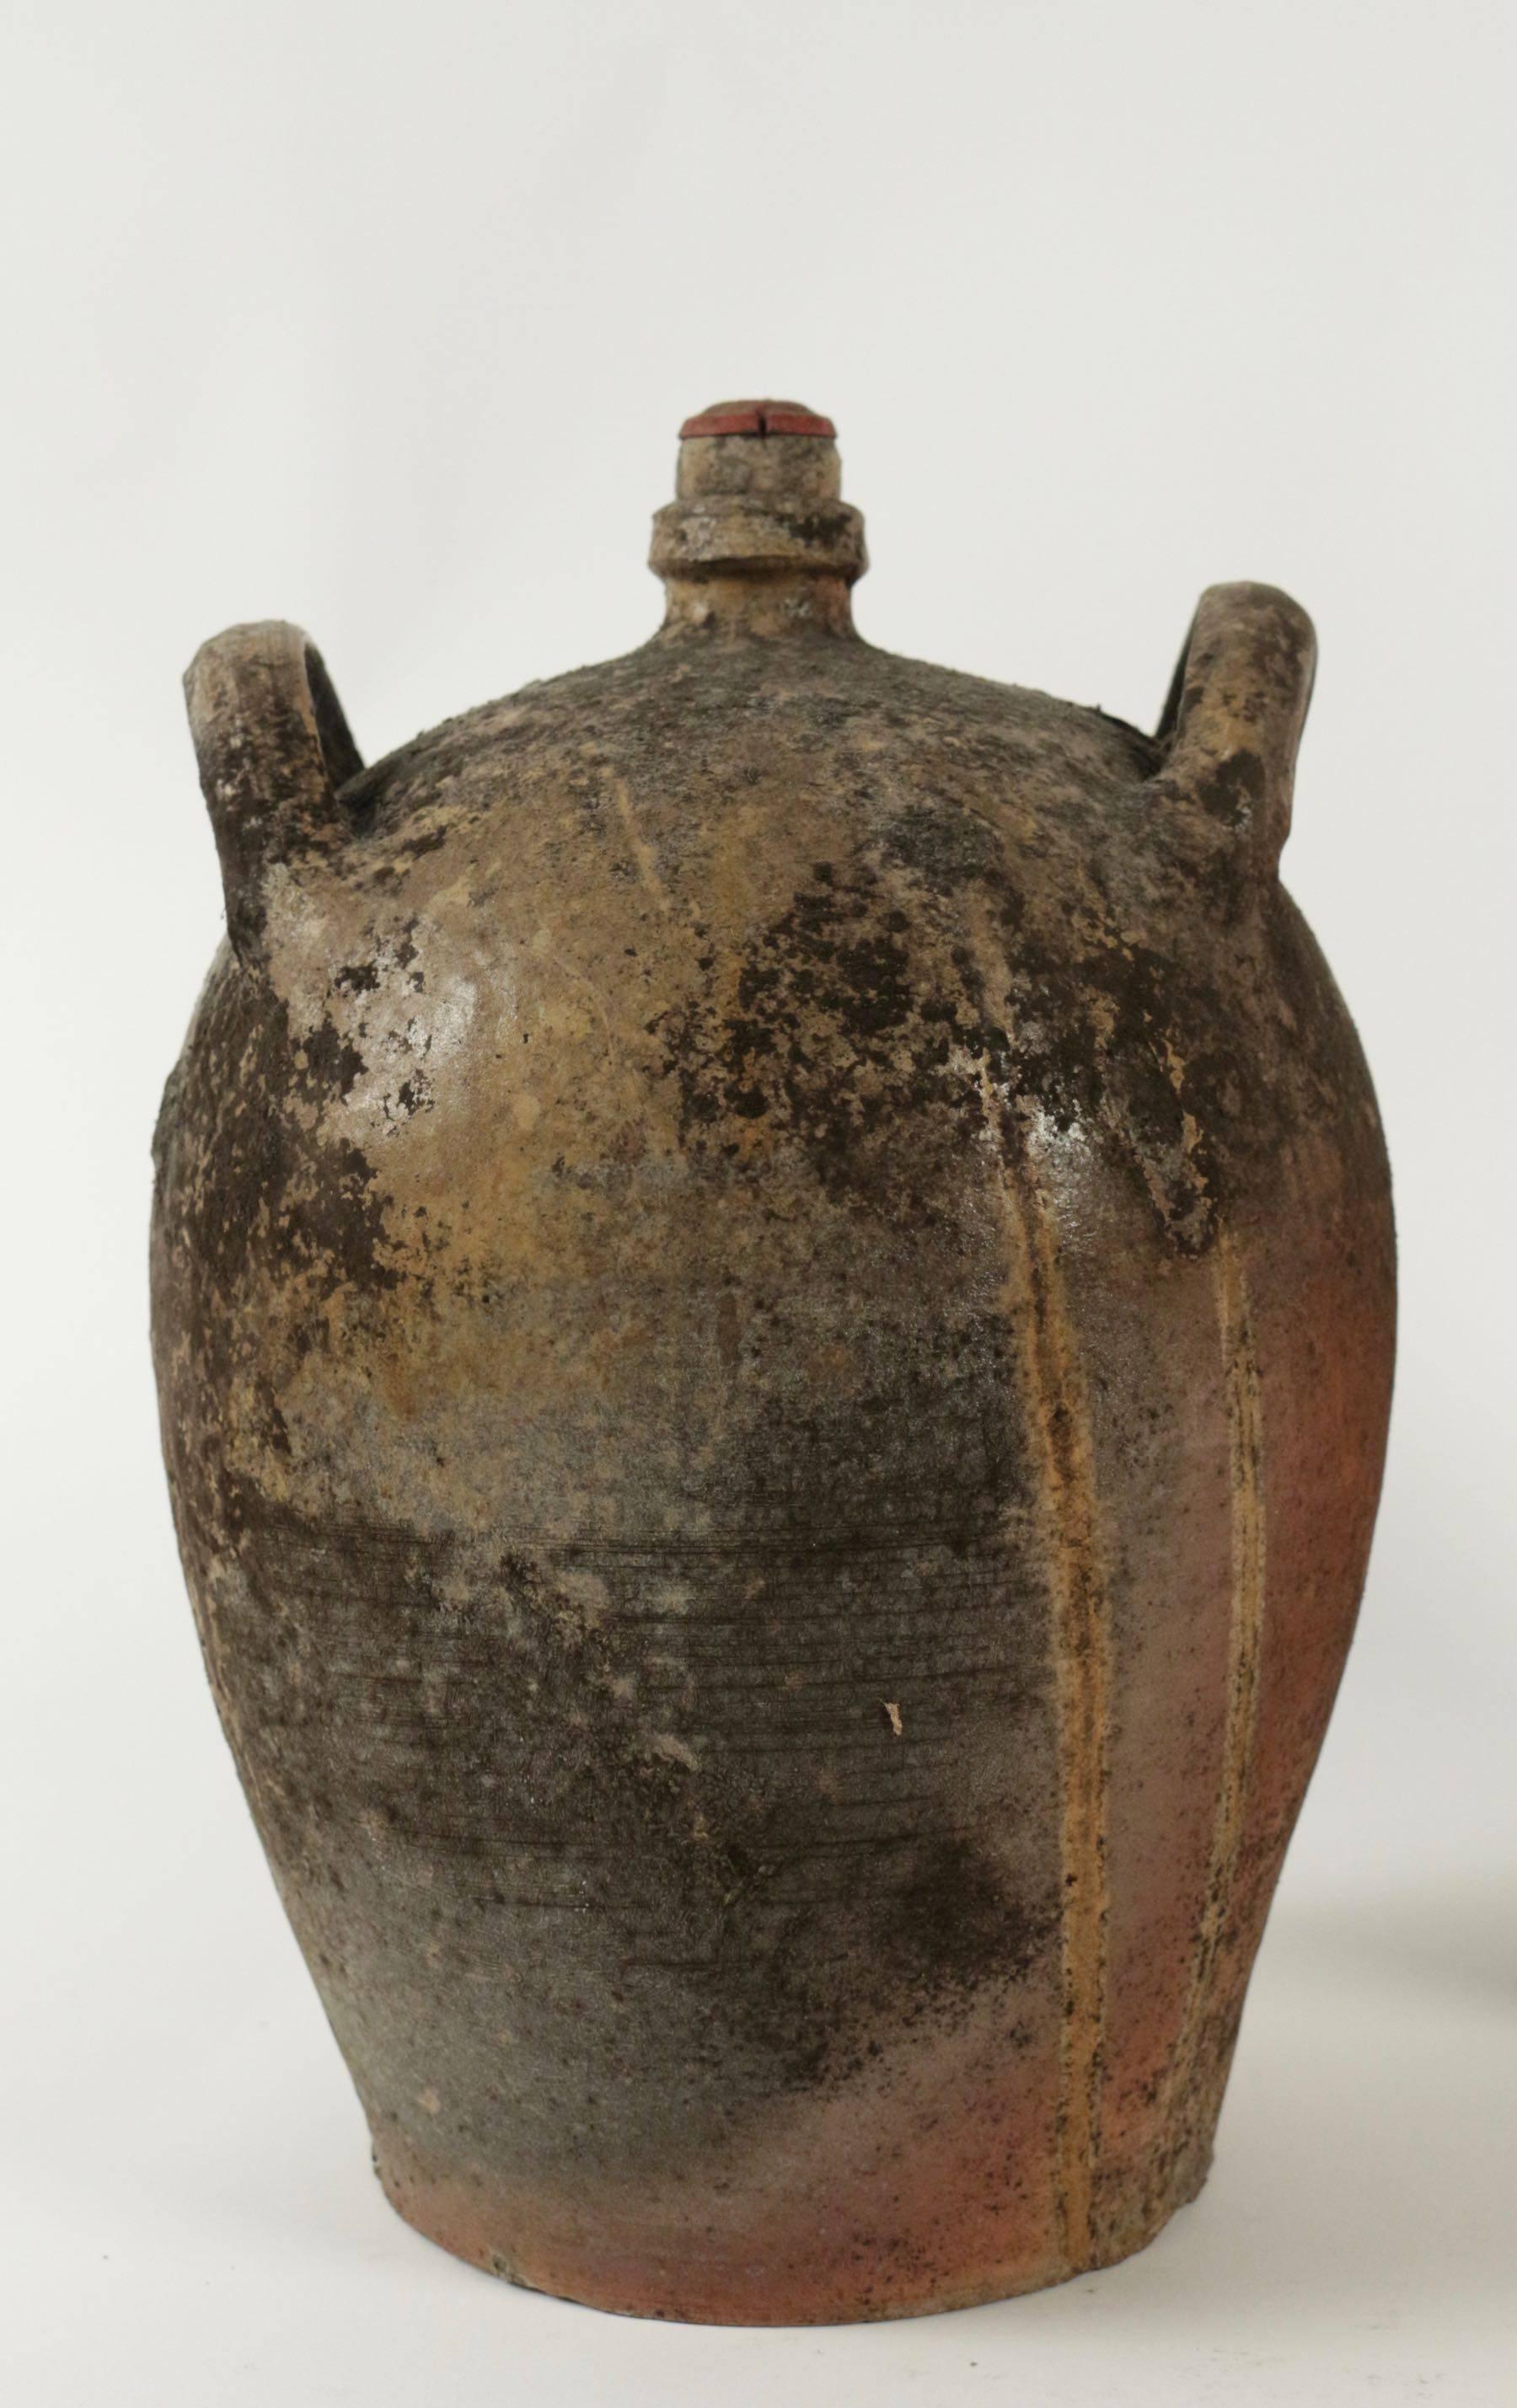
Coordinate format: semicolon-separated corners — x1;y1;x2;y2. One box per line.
373;2009;1195;2324
1233;1197;1396;1956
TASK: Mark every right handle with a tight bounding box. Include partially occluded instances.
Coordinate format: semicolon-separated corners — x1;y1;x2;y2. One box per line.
1151;581;1316;881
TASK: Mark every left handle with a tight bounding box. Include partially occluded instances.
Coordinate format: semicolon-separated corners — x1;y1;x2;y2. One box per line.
185;621;362;961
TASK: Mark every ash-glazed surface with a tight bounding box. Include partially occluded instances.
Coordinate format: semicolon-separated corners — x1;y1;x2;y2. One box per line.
153;419;1394;2323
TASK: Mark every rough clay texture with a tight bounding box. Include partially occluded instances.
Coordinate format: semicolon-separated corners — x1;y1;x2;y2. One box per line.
152;425;1395;2324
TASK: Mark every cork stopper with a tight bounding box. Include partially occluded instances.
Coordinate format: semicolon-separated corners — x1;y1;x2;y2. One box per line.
651;399;866;632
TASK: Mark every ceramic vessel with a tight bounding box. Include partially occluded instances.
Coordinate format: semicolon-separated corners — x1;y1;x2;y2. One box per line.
152;400;1395;2322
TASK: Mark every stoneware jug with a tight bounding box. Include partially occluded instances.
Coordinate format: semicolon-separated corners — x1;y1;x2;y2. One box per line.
153;400;1396;2323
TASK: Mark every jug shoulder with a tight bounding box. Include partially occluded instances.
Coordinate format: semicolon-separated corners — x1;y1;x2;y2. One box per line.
335;634;1162;886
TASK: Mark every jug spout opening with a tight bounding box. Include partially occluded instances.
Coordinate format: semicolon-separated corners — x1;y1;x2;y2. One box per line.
651;399;866;637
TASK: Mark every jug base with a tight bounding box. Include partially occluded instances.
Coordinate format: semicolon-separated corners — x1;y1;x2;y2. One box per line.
373;2142;1208;2325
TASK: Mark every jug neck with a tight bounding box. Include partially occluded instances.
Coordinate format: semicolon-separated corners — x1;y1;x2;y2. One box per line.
650;401;866;639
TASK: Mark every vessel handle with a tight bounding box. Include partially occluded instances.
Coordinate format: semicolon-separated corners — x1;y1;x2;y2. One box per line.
185;620;363;961
1150;582;1316;878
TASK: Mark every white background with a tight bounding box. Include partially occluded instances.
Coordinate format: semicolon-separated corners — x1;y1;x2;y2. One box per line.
3;3;1514;2401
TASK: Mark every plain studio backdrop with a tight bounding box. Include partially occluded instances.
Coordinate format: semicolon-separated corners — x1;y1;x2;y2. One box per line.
3;4;1513;2402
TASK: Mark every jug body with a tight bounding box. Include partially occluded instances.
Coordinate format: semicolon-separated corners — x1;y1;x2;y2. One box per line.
152;404;1394;2321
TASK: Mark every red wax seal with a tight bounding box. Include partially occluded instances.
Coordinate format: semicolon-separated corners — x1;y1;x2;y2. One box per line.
678;400;837;440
